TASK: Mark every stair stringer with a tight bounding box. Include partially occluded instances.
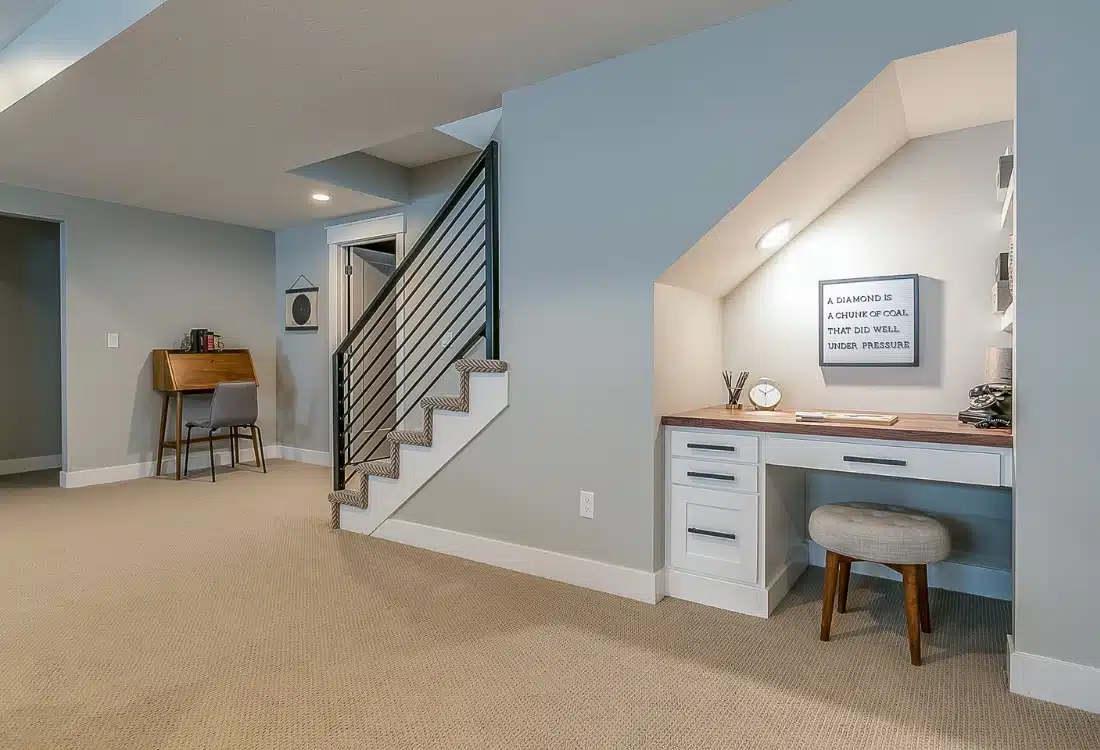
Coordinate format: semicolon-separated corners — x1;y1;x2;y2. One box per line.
338;371;509;537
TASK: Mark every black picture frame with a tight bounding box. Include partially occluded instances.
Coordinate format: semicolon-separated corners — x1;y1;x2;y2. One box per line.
819;273;919;367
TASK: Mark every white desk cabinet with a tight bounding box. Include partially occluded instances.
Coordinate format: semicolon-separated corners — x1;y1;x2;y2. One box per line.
663;413;1013;618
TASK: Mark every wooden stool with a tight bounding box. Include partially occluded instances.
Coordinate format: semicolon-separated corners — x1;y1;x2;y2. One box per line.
809;503;950;666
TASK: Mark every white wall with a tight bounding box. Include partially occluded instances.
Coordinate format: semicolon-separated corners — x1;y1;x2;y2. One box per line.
0;183;276;473
653;283;725;418
722;122;1014;412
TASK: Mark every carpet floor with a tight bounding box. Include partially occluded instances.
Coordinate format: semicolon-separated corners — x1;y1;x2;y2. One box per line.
1;461;1097;749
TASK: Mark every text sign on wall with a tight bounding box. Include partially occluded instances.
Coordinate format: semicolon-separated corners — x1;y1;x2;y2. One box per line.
819;274;919;367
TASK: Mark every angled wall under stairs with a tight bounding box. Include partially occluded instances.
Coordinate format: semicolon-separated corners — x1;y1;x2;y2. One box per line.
328;359;508;535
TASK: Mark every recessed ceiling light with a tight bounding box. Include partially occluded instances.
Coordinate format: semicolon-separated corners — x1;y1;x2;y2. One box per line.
756;220;793;251
312;193;332;203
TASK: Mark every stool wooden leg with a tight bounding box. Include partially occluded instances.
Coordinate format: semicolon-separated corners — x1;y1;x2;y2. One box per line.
917;565;931;634
837;557;852;614
820;550;840;642
901;565;922;666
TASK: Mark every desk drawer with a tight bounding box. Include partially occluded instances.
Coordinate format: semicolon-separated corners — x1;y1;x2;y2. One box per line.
671;457;759;494
670;430;759;464
670;485;759;584
766;436;1002;487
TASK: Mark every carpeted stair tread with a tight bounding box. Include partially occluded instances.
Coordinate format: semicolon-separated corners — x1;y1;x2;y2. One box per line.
454;359;509;373
361;457;399;478
388;430;432;447
422;394;466;412
327;488;366;510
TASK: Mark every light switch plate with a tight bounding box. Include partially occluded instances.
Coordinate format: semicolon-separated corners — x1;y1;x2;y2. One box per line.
107;333;119;349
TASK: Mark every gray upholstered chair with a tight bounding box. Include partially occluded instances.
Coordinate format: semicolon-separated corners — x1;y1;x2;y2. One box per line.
183;381;266;482
809;502;950;666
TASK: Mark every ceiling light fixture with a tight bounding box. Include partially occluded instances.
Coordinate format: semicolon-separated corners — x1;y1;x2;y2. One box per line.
756;220;793;251
312;193;332;203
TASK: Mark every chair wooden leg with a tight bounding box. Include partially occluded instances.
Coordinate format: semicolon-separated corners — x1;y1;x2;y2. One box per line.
901;565;922;666
229;427;236;468
208;429;217;483
820;550;840;642
837;557;852;614
253;426;267;473
183;426;193;477
917;565;931;634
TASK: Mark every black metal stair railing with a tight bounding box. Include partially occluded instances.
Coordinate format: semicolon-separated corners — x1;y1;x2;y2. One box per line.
331;141;499;491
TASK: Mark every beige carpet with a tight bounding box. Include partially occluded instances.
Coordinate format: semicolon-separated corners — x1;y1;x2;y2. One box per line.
1;462;1097;749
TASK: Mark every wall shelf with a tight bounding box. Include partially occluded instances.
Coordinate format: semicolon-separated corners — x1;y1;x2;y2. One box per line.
1001;301;1015;333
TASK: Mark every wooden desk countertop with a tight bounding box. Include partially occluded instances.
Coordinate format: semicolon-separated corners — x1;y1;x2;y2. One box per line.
661;406;1013;449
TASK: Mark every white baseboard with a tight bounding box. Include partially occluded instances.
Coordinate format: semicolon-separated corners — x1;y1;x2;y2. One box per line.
0;454;62;476
807;540;1011;601
1009;636;1100;715
374;518;662;604
665;557;807;619
278;445;331;466
60;445;277;488
57;444;332;488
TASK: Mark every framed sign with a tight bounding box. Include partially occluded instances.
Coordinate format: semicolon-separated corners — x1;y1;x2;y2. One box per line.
285;275;319;332
819;274;919;367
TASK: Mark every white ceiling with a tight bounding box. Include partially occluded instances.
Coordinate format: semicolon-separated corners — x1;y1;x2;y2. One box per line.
659;33;1017;298
363;129;479;169
0;0;782;229
0;0;58;51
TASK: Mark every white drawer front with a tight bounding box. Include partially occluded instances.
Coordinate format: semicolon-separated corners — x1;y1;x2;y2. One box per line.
670;485;759;584
766;436;1002;487
671;457;760;494
670;430;759;464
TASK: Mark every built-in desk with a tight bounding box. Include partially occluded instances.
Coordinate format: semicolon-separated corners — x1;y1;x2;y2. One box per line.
661;407;1013;617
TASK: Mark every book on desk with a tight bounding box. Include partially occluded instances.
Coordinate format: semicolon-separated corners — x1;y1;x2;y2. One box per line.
152;349;258;480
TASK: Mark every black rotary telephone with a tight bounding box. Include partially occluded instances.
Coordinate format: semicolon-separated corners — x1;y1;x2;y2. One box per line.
958;383;1012;428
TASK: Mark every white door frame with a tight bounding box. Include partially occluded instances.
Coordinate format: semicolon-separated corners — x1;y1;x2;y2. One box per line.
326;213;407;467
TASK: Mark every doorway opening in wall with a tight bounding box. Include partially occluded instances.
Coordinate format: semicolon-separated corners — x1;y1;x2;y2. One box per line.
0;213;63;491
327;214;408;467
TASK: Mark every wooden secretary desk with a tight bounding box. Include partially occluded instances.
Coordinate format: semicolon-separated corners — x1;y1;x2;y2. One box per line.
152;349;258;479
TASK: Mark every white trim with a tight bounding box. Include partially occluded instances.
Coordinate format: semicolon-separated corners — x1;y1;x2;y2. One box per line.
374;518;662;604
0;454;62;476
665;558;808;619
59;445;279;488
1009;637;1100;715
325;214;406;246
278;446;331;467
807;541;1012;601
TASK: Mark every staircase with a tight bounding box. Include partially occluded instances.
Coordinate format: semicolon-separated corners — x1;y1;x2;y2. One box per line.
328;142;506;532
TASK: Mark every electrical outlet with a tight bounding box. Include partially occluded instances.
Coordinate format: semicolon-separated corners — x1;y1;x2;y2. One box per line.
441;331;454;349
107;333;119;349
579;490;594;519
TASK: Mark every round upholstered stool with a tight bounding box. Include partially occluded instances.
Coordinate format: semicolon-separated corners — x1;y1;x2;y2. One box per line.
809;502;950;665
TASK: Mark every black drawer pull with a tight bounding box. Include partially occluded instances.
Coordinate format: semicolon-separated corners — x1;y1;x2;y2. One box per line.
688;527;737;541
687;471;737;482
686;443;737;453
843;455;907;467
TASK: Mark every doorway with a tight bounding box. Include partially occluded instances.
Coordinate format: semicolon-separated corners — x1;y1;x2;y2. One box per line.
327;214;408;464
0;213;62;489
